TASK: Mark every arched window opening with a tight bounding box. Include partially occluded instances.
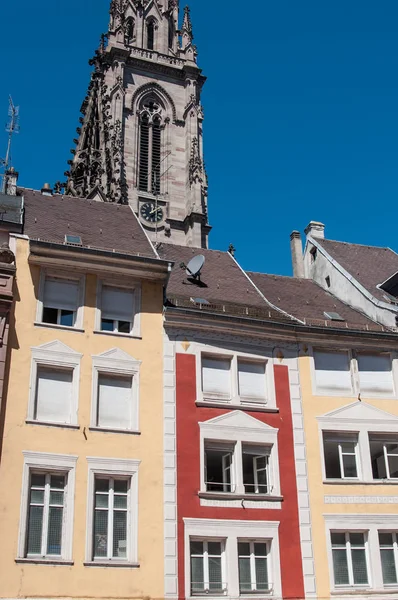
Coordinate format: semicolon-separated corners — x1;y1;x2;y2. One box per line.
139;114;150;192
125;18;135;45
168;17;174;49
147;21;155;50
152;117;161;195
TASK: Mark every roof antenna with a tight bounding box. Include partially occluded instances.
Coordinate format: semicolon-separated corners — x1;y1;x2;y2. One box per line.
0;96;20;194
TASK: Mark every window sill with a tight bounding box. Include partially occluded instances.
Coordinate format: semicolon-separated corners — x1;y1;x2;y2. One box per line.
94;330;142;340
196;401;279;413
15;558;74;566
324;479;398;486
26;420;80;430
89;426;141;436
34;321;84;334
198;491;283;502
330;589;395;596
84;561;140;568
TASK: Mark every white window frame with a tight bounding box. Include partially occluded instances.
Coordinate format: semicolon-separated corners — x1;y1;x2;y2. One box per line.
28;341;82;427
17;451;78;562
318;402;398;483
199;412;280;498
190;538;227;595
85;457;140;565
237;539;272;594
369;434;398;481
379;531;398;586
95;279;141;338
196;346;275;409
184;518;281;599
324;515;398;592
36;269;85;330
322;432;361;481
90;349;141;433
330;531;370;588
311;347;398;399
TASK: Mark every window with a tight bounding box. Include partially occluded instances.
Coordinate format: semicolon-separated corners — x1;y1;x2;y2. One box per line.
331;532;369;587
190;540;226;595
18;452;77;562
26;472;66;558
201;354;268;406
91;348;140;433
202;356;231;401
97;375;133;430
35;367;73;425
238;541;270;593
379;532;398;585
323;433;359;480
147;20;155;50
86;457;140;565
97;283;140;337
93;477;129;561
313;350;352;395
370;435;398;480
28;341;82;427
357;353;394;396
38;272;84;329
203;440;273;497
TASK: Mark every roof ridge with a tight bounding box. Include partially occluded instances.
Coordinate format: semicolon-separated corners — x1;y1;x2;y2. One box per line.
321;237;391;252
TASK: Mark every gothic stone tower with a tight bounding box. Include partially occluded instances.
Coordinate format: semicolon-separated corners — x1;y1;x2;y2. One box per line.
66;0;210;248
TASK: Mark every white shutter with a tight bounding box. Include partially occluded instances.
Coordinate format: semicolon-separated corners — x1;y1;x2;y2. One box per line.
36;368;73;424
44;279;79;311
202;357;231;398
98;375;132;429
358;353;394;395
238;361;266;401
102;287;134;322
314;350;352;395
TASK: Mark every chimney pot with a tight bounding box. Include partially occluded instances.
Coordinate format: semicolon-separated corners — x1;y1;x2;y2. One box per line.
290;230;305;278
304;221;325;239
41;183;53;196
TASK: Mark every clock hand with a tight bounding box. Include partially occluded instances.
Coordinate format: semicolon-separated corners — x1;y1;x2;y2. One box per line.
149;207;161;215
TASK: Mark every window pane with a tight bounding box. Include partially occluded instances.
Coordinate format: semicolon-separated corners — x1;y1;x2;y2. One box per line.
388;455;398;478
49;491;64;506
102;287;133;322
30;489;45;504
95;478;109;493
350;533;365;547
202;357;231;397
93;509;108;558
114;480;128;494
254;543;268;556
332;549;349;585
36;367;73;424
31;473;46;487
370;438;387;479
190;541;203;555
238;542;250;556
255;557;269;590
51;475;65;489
27;506;43;554
114;495;127;509
352;549;368;585
208;542;222;556
331;532;346;546
97;375;132;430
112;511;127;558
239;556;251;591
324;438;342;479
379;533;394;547
101;318;114;332
191;556;204;592
342;454;358;478
381;548;398;585
357;353;394;395
47;506;63;555
42;307;58;324
314;351;352;395
118;320;131;334
208;556;222;591
238;360;266;401
60;310;74;327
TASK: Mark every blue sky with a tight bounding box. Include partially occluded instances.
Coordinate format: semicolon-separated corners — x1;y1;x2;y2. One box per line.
1;0;398;274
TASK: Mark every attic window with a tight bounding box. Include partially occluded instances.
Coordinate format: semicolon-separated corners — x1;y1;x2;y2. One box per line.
325;276;331;288
310;247;317;263
324;311;345;322
65;235;82;246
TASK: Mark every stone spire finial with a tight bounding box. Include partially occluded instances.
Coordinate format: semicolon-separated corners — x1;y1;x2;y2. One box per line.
181;6;193;43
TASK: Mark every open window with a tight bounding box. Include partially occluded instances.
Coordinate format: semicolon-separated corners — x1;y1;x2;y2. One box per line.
369;435;398;480
323;432;359;480
204;443;234;492
242;445;270;494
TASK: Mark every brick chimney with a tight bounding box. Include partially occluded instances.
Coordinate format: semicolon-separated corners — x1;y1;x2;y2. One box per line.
290;231;304;278
304;221;325;239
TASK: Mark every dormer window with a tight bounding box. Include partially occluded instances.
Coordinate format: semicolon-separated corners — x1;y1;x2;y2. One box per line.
147;20;155;50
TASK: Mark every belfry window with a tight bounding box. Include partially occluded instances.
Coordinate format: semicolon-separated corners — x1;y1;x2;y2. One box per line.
147;21;155;50
138;100;163;194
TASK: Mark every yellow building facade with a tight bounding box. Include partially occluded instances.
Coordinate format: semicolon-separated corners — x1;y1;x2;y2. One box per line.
299;334;398;599
0;201;170;600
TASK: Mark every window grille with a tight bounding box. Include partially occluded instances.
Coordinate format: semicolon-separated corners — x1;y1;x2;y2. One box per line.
139;114;150;192
379;532;398;585
238;541;270;593
331;532;369;587
93;477;129;561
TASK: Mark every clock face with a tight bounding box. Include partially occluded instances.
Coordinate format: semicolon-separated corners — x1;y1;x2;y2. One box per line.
140;202;164;224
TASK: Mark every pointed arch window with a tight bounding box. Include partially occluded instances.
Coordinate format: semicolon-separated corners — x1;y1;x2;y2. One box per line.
125;18;135;45
138;99;163;194
147;20;155;50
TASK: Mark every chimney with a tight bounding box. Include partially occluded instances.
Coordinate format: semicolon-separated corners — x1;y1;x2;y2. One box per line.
290;231;305;278
41;183;53;197
304;221;325;239
4;167;18;196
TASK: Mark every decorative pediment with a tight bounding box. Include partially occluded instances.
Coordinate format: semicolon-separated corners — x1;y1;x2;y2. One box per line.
200;410;277;432
318;401;398;425
31;340;81;356
93;348;140;363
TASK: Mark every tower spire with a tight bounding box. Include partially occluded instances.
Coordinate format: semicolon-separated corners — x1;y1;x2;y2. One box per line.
181;6;193;47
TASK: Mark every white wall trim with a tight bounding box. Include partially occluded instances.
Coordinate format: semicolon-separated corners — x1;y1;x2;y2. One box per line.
18;451;78;561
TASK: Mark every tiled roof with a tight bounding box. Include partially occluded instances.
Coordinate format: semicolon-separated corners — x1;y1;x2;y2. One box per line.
248;272;382;329
317;238;398;303
20;189;157;259
158;244;267;310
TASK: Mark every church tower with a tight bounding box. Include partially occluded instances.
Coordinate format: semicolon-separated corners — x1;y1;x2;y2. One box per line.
66;0;210;248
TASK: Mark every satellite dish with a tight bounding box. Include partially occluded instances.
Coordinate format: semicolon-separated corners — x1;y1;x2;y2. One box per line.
186;254;205;280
